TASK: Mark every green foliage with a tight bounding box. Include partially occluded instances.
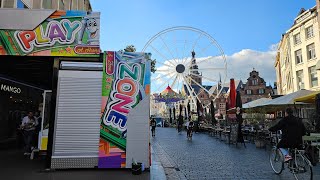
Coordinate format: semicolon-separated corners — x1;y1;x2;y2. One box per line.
151;59;156;73
124;45;136;52
124;45;156;73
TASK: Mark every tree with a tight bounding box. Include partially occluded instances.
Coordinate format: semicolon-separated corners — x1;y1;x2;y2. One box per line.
124;45;136;52
124;45;156;73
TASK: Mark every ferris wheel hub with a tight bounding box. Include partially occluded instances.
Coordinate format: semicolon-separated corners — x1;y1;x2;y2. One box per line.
176;64;185;73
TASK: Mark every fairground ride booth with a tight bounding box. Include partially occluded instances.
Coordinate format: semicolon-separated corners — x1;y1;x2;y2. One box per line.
0;9;150;170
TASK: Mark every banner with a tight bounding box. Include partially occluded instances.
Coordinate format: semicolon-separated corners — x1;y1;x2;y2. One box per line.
99;51;150;168
0;10;100;56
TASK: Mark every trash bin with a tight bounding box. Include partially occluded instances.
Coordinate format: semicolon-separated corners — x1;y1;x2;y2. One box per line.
132;163;142;175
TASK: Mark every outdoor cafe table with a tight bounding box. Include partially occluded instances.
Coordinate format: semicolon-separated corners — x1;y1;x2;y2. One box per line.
303;134;320;163
215;128;224;140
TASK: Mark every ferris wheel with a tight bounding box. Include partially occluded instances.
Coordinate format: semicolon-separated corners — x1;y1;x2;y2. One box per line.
142;26;227;108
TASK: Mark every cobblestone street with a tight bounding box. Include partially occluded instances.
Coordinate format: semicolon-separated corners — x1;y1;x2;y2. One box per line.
151;127;320;180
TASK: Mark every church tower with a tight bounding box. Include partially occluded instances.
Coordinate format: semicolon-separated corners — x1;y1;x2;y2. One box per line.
189;50;202;85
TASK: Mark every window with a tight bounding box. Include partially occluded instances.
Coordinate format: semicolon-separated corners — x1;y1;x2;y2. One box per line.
2;0;15;8
252;79;258;85
295;49;303;64
294;33;301;45
309;66;318;87
296;70;304;90
306;26;314;39
307;43;316;60
42;0;52;9
246;89;252;95
258;89;265;94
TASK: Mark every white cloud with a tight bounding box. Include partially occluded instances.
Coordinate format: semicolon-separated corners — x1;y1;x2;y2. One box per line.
151;45;277;92
225;47;277;85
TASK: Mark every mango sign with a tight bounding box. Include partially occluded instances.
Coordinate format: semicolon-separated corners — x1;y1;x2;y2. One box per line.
0;10;100;57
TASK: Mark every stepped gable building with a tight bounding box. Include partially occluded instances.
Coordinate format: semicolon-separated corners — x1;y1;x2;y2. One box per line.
239;68;274;104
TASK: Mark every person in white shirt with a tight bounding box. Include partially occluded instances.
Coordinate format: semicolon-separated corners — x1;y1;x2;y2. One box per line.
21;111;38;155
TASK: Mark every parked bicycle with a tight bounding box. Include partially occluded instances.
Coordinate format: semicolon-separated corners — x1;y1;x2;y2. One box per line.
269;131;313;180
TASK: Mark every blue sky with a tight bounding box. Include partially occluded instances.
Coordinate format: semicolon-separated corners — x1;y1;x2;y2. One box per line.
91;0;316;86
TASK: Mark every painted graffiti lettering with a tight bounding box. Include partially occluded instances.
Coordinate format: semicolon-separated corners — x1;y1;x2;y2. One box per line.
103;62;142;132
0;84;21;94
106;110;127;130
15;19;82;53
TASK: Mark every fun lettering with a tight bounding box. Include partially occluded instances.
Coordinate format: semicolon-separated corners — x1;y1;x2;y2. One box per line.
103;62;142;132
15;19;82;53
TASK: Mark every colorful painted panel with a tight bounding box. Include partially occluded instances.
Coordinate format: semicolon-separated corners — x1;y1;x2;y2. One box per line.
99;51;150;168
0;10;100;56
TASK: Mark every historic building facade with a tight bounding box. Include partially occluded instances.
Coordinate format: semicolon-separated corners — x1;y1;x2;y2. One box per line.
239;69;274;104
275;5;320;95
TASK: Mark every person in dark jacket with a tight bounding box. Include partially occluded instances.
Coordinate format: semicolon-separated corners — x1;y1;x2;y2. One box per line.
268;107;306;161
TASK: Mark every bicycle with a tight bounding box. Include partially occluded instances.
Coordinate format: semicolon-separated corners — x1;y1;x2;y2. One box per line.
187;126;193;141
269;131;313;180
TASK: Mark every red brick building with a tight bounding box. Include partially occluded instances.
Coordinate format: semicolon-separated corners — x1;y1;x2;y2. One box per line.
239;69;274;104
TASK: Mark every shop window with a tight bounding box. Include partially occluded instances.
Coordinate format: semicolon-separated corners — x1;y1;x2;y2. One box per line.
306;26;314;39
309;66;318;87
295;49;303;64
307;43;316;60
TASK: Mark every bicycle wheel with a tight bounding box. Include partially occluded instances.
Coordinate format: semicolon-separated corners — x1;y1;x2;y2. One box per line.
293;154;313;180
269;148;284;174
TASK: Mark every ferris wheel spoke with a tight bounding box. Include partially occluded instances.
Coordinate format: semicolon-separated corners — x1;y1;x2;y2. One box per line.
186;54;220;68
197;42;214;58
182;76;197;105
151;71;175;81
186;76;211;95
159;35;179;65
155;61;176;69
188;72;218;82
189;67;225;72
196;55;223;66
176;74;181;93
149;44;176;67
182;57;191;66
155;69;173;73
154;73;177;93
171;74;179;90
192;33;203;51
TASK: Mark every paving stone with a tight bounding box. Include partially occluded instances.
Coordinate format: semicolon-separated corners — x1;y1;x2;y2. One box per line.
151;127;320;180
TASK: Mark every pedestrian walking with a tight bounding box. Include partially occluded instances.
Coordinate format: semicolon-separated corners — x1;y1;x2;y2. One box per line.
150;118;156;137
20;111;38;155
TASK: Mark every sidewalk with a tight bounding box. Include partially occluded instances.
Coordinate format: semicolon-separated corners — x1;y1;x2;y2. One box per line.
151;137;187;180
0;149;150;180
150;145;167;180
